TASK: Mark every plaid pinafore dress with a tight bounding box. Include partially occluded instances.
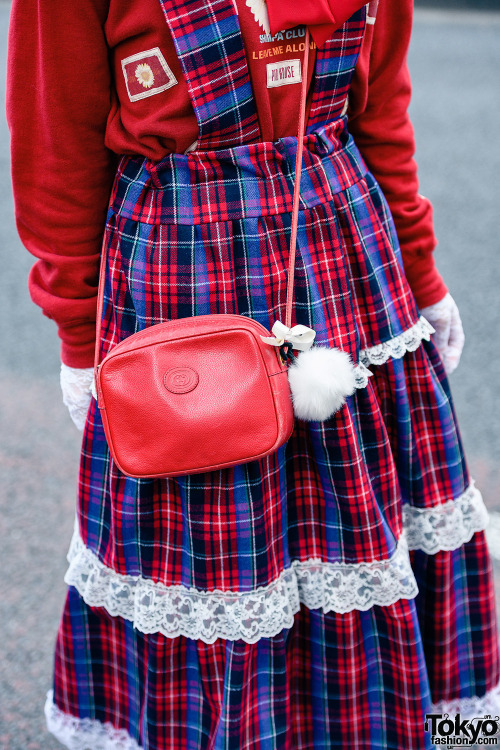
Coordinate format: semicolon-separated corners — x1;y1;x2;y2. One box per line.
45;2;500;748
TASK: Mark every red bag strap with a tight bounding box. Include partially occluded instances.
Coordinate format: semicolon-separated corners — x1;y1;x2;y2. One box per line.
94;28;311;374
285;27;310;330
94;213;108;373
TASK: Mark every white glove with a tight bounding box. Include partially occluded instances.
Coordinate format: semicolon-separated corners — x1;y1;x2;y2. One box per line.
420;292;465;375
60;363;94;430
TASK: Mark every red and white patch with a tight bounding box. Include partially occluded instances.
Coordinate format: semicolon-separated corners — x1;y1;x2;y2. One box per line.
266;60;301;88
121;47;177;102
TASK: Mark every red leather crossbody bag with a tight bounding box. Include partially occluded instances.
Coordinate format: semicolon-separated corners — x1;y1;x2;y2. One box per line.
94;35;313;478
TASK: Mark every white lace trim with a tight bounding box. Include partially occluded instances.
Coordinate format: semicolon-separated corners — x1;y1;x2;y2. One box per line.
46;680;500;750
65;522;417;644
360;316;435;367
430;678;500;720
45;690;142;750
353;360;373;389
403;481;490;554
64;479;490;643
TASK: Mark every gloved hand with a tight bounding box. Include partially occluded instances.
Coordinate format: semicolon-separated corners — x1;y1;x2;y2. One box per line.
420;292;465;375
60;363;94;430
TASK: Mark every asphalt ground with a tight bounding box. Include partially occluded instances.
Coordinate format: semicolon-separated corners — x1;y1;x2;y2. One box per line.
1;6;499;749
417;0;500;9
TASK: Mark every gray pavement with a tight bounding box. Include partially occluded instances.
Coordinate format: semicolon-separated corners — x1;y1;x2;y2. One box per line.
0;6;499;749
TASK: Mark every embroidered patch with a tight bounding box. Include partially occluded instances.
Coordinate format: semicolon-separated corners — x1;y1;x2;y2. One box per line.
121;47;177;102
266;60;301;88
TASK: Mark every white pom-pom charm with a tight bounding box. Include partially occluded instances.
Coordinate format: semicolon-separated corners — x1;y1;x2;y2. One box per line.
287;346;357;421
260;321;356;421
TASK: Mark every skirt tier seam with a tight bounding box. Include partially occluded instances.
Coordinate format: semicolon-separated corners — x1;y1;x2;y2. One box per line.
65;480;489;644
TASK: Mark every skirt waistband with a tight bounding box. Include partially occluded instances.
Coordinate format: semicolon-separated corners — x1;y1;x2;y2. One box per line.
110;118;368;226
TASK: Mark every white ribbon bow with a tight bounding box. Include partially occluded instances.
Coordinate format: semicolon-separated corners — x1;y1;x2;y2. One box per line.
260;321;316;351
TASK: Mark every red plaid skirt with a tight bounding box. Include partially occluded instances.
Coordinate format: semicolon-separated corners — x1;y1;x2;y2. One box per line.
45;121;500;749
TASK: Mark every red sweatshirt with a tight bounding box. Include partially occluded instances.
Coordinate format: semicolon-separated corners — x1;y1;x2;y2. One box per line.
6;0;448;368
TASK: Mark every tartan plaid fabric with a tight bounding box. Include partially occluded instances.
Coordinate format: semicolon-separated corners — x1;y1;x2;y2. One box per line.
159;0;261;149
47;2;500;748
104;123;419;365
410;532;500;708
307;10;366;131
52;589;434;749
49;527;499;749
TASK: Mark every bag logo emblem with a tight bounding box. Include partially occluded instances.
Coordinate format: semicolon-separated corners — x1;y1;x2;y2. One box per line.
121;47;177;102
164;367;199;394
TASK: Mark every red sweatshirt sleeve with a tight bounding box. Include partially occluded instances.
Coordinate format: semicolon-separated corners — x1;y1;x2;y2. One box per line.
348;0;448;308
7;0;115;368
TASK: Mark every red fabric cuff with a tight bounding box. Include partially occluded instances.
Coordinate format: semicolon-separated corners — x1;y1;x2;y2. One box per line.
403;254;449;310
59;321;96;368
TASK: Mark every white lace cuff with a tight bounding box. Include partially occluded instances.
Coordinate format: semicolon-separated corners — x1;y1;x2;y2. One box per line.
485;511;500;561
60;364;94;431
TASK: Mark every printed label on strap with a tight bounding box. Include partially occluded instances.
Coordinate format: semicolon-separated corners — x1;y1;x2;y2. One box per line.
366;0;379;24
266;60;301;88
121;47;177;102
